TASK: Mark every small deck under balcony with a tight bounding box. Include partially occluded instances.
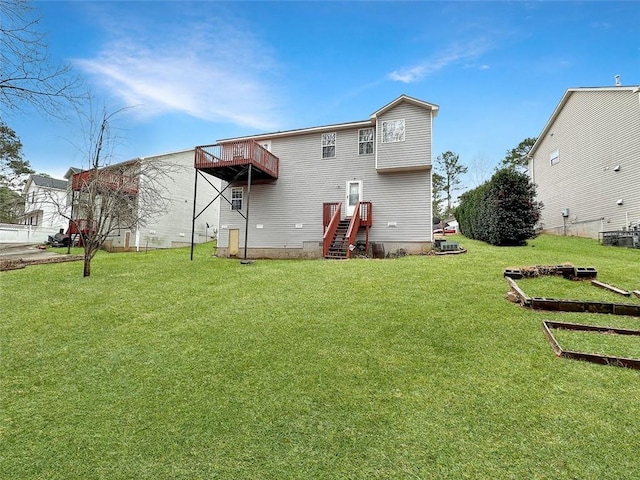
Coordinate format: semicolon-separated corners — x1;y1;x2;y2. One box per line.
195;140;279;183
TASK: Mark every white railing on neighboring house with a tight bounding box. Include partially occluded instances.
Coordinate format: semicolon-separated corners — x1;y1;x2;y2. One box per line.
0;223;60;244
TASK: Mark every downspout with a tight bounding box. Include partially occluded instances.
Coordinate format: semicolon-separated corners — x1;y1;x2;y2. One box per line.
429;110;434;242
374;119;378;170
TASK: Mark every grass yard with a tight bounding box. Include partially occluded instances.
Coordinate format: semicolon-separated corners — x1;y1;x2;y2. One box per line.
2;234;640;479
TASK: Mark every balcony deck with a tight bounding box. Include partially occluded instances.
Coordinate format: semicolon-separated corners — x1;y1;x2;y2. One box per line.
71;169;139;195
195;140;279;183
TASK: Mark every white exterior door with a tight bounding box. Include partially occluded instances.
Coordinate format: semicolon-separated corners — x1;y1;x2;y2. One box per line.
345;181;362;217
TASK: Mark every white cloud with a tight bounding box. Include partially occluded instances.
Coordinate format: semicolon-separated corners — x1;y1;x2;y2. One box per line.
74;14;282;131
388;39;493;83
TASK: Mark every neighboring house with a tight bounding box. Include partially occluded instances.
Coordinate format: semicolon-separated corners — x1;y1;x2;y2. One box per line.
70;148;220;252
529;85;640;239
194;94;439;259
21;174;70;237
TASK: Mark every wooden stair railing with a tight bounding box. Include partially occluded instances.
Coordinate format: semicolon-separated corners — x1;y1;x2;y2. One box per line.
344;202;362;259
322;202;342;257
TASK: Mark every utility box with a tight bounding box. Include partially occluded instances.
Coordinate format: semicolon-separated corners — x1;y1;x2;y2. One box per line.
440;242;459;252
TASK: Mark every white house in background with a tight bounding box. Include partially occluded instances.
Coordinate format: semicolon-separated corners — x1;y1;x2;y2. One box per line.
21;174;70;238
528;84;640;239
194;94;438;259
70;148;220;252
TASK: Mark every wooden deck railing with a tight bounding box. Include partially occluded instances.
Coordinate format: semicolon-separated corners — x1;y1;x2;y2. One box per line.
322;202;342;257
195;140;279;179
68;219;97;234
71;169;139;195
358;201;372;227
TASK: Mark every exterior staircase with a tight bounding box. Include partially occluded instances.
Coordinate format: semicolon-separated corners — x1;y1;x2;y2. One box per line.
326;219;351;259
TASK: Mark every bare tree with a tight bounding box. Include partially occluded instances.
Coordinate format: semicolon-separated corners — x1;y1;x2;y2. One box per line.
467;151;493;188
0;0;84;116
44;107;176;277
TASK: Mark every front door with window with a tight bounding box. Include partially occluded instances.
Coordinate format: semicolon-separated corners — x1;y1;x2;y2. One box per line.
346;181;362;217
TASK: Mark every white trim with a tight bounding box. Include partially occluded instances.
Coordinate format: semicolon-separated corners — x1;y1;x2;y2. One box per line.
218;120;372;144
371;94;439;119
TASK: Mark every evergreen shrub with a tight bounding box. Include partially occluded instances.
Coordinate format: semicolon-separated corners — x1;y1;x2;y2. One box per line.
456;168;542;246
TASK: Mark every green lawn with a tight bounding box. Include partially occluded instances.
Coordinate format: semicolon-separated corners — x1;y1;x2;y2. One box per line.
2;235;640;479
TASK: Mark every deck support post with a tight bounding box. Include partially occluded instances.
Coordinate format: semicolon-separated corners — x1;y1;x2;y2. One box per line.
244;164;252;260
190;167;199;260
67;190;76;255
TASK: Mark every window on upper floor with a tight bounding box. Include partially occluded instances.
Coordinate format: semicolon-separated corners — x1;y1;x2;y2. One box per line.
550;149;559;166
358;128;374;155
381;119;405;143
231;187;243;211
322;132;336;158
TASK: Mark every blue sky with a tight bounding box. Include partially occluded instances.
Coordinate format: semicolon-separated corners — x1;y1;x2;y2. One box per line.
8;1;640;192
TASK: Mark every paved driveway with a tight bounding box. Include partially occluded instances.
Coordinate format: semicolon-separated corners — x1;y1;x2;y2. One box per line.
0;243;67;261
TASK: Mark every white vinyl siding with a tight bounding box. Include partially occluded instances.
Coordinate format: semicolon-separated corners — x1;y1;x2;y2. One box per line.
119;149;220;249
531;88;640;238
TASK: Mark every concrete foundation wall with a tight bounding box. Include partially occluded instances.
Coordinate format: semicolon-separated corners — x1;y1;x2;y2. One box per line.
216;240;431;259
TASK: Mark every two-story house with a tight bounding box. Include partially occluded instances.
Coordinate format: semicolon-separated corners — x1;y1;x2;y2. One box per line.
528;85;640;239
70;148;220;252
193;94;439;259
21;174;70;236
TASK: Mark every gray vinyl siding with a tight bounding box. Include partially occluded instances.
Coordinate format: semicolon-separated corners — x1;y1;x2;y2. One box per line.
531;89;640;237
376;102;432;172
218;124;432;249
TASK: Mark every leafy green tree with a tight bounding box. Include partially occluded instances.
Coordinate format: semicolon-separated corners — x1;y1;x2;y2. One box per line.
0;121;33;222
432;171;446;220
435;151;467;217
500;137;537;172
0;186;24;223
